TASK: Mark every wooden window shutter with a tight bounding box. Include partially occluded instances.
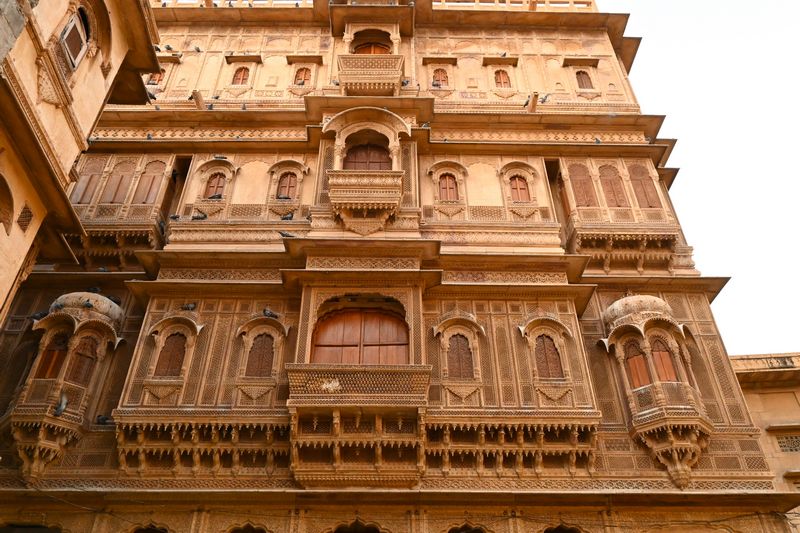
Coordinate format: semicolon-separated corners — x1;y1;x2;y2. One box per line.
204;173;226;198
35;334;70;379
651;338;678;382
245;333;275;377
629;165;662;208
495;70;511;88
624;342;652;389
232;67;250;85
447;334;474;379
294;68;311;85
439;174;458;201
100;163;134;204
433;68;448;87
599;166;629;208
277;172;297;199
133;162;165;204
65;337;98;386
576;70;593;89
311;310;409;365
535;334;564;379
154;333;187;377
510;176;531;202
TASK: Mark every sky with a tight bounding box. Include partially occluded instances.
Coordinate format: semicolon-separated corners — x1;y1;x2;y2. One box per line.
597;0;800;356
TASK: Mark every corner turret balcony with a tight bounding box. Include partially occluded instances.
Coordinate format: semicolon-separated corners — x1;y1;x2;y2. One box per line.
336;55;405;96
326;169;405;235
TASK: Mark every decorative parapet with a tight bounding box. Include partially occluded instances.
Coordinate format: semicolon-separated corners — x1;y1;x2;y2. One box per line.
326;169;405;235
431;0;596;11
336;55;404;97
286;364;431;407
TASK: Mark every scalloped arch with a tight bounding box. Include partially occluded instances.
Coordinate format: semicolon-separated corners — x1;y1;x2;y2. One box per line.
519;315;573;339
428;160;468;177
323;106;411;138
499;160;538;178
148;315;204;336
433;311;485;337
237;316;289;337
267;159;308;177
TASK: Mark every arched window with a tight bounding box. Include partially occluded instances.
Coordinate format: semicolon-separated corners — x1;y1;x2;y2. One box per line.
535;334;564;379
294;67;311;85
599;165;628;208
448;527;486;533
651;338;678;382
100;162;135;204
312;310;409;365
624;341;651;389
276;172;297;199
147;69;165;85
133;162;165;204
447;334;474;379
154;333;187;377
35;333;70;379
432;68;448;88
438;173;459;201
576;70;593;90
628;164;662;208
354;42;390;55
0;175;13;235
232;67;250;85
65;336;98;387
204;172;226;199
494;69;511;88
245;333;275;378
509;175;531;202
61;8;91;68
343;144;391;170
567;164;597;207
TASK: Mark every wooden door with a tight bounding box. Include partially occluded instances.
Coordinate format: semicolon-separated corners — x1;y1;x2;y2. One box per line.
343;144;392;170
312;310;409;365
354;43;390;55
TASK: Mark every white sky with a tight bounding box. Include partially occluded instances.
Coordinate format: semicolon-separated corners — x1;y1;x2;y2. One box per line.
598;0;800;356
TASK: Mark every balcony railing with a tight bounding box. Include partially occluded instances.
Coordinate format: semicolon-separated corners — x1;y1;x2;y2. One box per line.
286;364;432;407
336;55;404;96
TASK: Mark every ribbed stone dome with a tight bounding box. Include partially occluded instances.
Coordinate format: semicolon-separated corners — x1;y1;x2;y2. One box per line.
602;294;674;330
49;292;123;330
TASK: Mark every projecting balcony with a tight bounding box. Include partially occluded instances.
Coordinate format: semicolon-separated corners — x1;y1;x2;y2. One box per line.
336;55;405;96
326;169;405;235
431;0;595;11
285;364;431;407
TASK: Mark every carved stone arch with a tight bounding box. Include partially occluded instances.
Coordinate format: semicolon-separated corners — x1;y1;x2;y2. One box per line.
519;314;573;340
324;107;411;167
73;319;122;351
499;161;538;205
539;524;588;533
267;159;308;201
428;160;468;203
642;316;685;341
441;520;495;533
223;521;272;533
0;173;13;235
601;322;644;352
125;521;174;533
148;314;204;338
324;517;391;533
80;0;112;65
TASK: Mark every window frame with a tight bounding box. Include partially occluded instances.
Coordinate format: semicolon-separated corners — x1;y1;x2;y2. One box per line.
61;13;90;69
494;69;512;89
232;66;250;86
575;69;594;90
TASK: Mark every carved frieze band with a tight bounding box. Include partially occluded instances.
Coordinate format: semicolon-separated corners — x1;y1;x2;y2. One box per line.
93;127;307;141
430;130;647;144
158;268;282;281
442;271;568;285
306;257;420;270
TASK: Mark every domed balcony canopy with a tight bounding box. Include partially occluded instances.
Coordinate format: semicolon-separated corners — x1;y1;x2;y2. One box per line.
600;294;683;349
33;291;124;347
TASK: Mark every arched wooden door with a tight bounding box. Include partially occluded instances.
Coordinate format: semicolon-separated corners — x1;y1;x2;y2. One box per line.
353;43;390;55
343;144;392;170
312;310;408;365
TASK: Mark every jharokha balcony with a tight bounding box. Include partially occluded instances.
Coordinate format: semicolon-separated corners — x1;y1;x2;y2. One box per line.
336;55;405;96
326;168;405;235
